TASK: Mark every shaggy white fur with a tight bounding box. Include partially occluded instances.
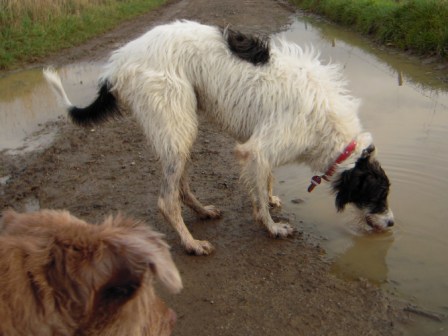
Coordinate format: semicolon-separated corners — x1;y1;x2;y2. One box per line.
44;20;393;255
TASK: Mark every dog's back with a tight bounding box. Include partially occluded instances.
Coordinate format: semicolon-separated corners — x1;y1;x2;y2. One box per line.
45;20;361;150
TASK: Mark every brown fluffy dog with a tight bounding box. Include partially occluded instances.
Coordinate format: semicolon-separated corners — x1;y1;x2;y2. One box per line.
0;209;182;335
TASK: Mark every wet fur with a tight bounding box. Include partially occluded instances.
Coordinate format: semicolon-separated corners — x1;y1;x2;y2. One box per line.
43;20;393;255
0;209;181;335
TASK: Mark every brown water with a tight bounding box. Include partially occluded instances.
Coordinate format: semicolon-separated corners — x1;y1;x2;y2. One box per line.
275;16;448;335
1;16;447;335
0;63;101;153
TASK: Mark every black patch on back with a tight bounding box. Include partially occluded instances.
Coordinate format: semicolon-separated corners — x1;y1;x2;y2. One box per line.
69;80;121;127
224;28;270;66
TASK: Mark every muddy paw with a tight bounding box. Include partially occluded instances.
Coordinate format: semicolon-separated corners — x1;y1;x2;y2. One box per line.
269;222;294;238
184;239;215;255
199;205;222;219
269;195;282;208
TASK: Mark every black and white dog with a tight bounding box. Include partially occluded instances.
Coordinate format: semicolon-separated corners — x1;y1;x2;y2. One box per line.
44;20;393;255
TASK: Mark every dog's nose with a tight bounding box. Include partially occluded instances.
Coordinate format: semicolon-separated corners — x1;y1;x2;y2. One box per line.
387;219;394;227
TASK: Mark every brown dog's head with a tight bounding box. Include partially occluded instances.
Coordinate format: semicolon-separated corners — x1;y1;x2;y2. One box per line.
0;210;182;336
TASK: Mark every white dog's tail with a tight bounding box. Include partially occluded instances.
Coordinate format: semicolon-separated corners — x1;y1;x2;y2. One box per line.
43;67;121;126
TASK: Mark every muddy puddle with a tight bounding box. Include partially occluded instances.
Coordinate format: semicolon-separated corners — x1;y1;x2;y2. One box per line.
0;63;101;153
274;16;448;335
1;14;448;335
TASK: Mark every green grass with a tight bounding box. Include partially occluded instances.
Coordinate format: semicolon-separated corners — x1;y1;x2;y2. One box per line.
290;0;448;58
0;0;166;70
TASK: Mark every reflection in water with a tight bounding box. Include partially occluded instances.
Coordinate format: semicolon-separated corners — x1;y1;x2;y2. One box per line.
0;63;101;152
276;16;448;335
0;68;56;150
332;232;394;284
302;16;448;92
398;71;403;86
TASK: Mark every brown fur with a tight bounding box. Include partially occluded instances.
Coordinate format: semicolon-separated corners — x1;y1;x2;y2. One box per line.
0;209;182;335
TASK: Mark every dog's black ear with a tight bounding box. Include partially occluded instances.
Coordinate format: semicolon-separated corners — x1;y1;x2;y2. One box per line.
333;169;354;212
361;144;375;159
335;192;349;212
334;173;350;212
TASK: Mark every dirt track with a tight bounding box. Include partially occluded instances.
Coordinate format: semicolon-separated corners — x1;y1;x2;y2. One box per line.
0;0;410;335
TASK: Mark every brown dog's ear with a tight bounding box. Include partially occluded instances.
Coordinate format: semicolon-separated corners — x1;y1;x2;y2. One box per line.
103;215;183;294
94;254;147;310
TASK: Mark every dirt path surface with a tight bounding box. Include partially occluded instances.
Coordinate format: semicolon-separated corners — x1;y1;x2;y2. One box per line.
1;0;410;335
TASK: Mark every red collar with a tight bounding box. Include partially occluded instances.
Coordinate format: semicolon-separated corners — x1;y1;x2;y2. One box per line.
307;140;357;192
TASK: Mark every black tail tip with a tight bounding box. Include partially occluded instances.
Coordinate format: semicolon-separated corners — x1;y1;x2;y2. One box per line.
68;82;121;127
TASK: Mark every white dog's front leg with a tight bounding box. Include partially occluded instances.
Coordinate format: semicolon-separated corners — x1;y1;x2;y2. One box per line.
267;172;282;208
254;200;294;238
236;143;294;238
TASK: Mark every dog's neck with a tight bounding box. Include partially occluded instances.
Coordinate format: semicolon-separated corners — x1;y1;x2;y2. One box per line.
308;139;357;192
307;132;374;192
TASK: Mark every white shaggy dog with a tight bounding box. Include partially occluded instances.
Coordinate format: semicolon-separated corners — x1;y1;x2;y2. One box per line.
44;20;394;255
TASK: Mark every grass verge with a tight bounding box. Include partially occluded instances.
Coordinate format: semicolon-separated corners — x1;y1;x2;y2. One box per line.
0;0;166;70
290;0;448;59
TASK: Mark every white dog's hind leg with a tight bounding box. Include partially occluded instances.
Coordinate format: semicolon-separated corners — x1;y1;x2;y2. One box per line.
129;70;214;255
158;159;214;255
236;142;293;238
180;168;222;219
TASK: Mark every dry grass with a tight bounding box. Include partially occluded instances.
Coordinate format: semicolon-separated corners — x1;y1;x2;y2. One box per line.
0;0;165;70
3;0;90;25
1;0;111;26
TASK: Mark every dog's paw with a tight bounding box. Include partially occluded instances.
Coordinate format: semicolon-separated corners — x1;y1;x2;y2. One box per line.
268;222;294;238
269;195;282;208
199;205;222;220
185;239;215;255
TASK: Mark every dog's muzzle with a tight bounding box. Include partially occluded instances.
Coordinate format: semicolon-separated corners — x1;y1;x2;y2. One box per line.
365;209;394;231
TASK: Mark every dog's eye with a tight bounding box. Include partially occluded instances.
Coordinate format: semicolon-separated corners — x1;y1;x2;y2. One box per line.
101;282;140;304
71;245;82;252
105;284;138;298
